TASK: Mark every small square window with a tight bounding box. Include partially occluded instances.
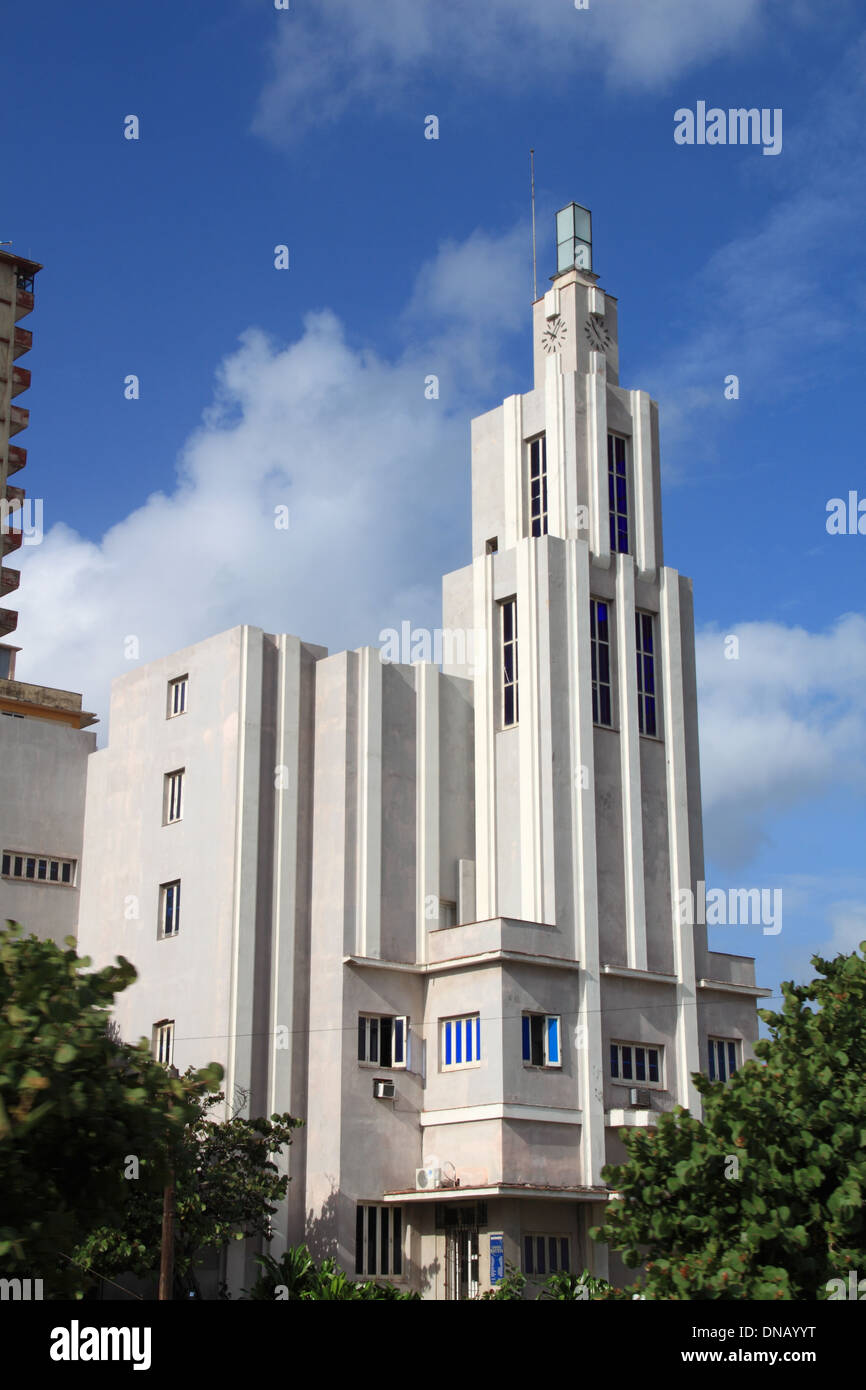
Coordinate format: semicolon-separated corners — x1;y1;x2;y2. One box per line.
358;1015;408;1069
522;1013;562;1068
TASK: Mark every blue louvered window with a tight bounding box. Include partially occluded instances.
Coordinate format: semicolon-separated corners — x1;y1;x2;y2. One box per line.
442;1015;481;1069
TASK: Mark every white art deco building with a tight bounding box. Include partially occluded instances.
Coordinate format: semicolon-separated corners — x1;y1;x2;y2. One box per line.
76;206;767;1298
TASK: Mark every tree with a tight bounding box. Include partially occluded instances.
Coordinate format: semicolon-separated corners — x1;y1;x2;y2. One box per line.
0;921;221;1297
592;944;866;1299
73;1088;301;1295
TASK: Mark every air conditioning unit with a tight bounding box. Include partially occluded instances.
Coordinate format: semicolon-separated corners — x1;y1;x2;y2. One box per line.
373;1078;395;1100
629;1088;652;1109
415;1164;441;1191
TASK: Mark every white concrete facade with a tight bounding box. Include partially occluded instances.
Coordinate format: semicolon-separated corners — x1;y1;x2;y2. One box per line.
76;252;767;1297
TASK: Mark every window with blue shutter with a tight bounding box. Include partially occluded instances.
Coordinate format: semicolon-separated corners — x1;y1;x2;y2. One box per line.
442;1015;481;1069
522;1013;562;1067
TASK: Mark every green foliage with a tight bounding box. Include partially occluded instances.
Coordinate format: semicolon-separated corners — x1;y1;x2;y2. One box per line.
245;1244;419;1300
484;1265;628;1301
592;944;866;1299
0;921;222;1296
73;1089;301;1293
481;1262;526;1299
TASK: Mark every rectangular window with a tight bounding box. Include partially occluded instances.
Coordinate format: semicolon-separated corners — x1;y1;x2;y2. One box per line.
1;851;76;886
522;1013;562;1068
354;1204;403;1278
159;880;181;938
501;598;518;727
528;435;548;538
708;1037;739;1083
635;612;657;737
610;1042;662;1087
441;1014;482;1070
590;599;613;727
522;1235;570;1276
164;769;184;824
607;434;629;554
154;1020;174;1067
358;1014;407;1069
167;675;188;718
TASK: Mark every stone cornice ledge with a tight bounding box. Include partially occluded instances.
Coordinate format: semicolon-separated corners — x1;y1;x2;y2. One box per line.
697;978;773;998
345;951;581;975
420;1102;582;1127
602;963;677;985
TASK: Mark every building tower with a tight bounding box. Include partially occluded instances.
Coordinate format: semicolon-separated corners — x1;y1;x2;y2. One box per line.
77;205;767;1298
0;248;40;651
0;248;97;944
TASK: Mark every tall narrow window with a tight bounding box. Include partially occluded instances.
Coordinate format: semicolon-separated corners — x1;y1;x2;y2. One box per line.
501;598;518;727
607;434;629;554
164;769;184;824
355;1204;403;1277
528;435;548;537
635;612;657;736
167;675;188;718
159;880;181;937
590;599;613;727
154;1020;174;1066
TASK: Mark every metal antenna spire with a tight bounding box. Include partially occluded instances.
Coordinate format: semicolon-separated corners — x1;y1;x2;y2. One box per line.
530;149;537;302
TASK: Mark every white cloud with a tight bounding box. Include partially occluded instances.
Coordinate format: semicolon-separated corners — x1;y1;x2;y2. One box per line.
14;230;527;736
253;0;779;139
697;615;866;868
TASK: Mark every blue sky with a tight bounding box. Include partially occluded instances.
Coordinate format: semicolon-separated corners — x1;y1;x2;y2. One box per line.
8;0;866;1003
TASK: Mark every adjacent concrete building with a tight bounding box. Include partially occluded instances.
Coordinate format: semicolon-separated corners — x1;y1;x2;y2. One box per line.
0;250;97;944
77;206;768;1297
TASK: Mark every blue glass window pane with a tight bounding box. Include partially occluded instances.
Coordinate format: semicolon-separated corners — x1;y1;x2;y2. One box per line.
622;1047;633;1080
524;1236;533;1274
728;1042;737;1076
635;1047;646;1081
547;1016;560;1065
445;1021;452;1067
522;1015;531;1061
610;1044;619;1078
648;1049;659;1083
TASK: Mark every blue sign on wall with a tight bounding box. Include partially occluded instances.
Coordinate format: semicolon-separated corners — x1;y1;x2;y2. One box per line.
490;1234;505;1284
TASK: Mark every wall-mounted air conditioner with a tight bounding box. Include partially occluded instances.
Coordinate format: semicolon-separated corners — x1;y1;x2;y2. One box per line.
629;1088;652;1109
415;1164;441;1191
373;1078;395;1100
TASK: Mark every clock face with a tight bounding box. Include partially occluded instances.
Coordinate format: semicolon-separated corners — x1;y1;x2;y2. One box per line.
541;316;567;354
584;317;612;353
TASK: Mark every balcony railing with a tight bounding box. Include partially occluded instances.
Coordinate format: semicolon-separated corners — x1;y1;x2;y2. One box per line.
0;566;20;596
11;366;30;396
13;327;32;358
